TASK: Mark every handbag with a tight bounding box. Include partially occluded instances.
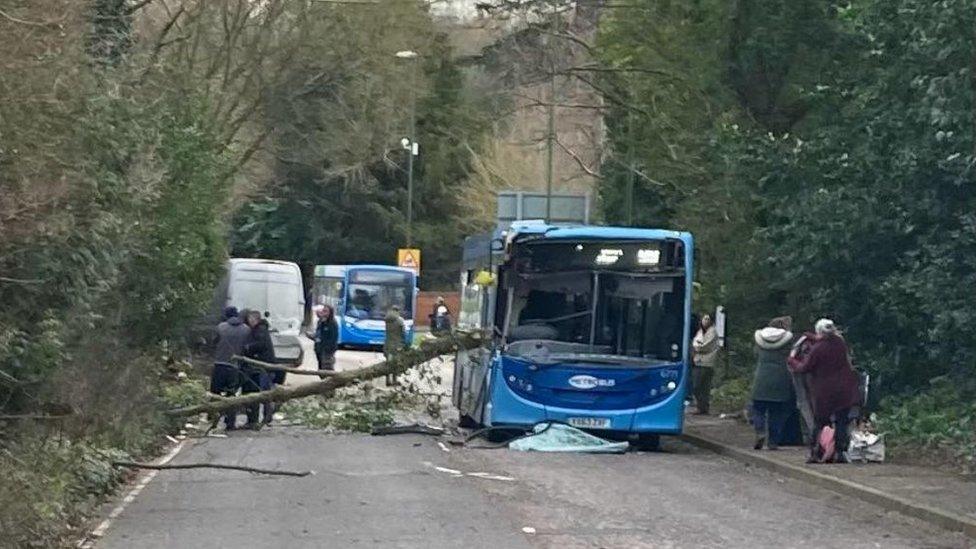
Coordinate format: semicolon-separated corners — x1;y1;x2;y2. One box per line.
814;425;836;463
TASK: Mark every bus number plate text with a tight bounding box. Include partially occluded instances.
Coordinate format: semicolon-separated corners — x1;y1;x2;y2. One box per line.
568;417;611;429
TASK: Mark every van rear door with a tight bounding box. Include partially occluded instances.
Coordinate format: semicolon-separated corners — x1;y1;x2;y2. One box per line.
228;261;305;337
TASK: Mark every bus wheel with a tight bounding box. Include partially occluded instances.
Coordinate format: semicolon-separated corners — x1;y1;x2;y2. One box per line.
635;434;661;452
486;428;523;444
458;413;479;429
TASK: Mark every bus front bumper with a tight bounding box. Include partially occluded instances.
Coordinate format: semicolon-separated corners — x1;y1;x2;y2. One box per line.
487;369;686;435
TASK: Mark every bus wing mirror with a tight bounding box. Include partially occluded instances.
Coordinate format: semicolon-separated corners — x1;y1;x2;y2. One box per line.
490;238;505;252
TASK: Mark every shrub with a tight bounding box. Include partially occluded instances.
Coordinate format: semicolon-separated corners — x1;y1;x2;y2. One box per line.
875;377;976;474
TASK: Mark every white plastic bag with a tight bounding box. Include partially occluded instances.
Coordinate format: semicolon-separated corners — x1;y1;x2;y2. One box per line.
847;430;885;463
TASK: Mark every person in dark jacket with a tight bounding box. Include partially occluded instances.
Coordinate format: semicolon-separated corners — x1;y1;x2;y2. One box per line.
211;307;250;430
788;318;861;462
750;316;795;450
241;309;276;428
384;306;406;386
314;304;339;371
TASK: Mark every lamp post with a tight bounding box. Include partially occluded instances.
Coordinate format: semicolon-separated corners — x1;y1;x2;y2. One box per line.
395;50;419;248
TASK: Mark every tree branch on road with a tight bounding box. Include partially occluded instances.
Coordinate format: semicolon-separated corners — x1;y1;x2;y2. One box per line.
167;333;481;418
112;461;312;477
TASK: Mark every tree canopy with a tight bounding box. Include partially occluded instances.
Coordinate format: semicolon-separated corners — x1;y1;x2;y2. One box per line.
595;0;975;395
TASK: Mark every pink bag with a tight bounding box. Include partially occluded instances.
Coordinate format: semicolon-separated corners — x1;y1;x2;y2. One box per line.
816;425;836;463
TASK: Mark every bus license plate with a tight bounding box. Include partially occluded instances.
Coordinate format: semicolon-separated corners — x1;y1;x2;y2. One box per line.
568;417;611;429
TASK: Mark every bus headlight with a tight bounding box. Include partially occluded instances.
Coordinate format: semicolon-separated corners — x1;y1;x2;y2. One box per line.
666;381;677;391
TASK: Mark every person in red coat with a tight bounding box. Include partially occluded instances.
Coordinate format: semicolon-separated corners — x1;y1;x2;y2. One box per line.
788;318;861;462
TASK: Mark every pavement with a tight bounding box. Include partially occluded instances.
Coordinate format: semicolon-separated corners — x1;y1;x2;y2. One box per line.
683;414;976;538
89;351;975;548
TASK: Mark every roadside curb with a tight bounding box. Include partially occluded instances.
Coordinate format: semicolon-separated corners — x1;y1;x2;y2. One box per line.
680;431;976;539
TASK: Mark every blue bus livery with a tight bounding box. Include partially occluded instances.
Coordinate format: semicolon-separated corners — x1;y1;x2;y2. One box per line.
311;265;417;348
452;222;693;448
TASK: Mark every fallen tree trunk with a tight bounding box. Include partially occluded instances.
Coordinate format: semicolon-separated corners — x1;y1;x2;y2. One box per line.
167;332;481;418
231;355;339;377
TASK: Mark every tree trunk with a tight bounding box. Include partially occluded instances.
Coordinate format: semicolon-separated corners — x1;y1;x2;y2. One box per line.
167;332;481;418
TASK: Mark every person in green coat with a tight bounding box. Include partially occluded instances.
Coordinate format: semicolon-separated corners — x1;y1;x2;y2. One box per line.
751;316;796;450
384;306;406;386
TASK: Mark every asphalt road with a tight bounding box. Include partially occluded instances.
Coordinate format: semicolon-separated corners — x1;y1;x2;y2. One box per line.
289;336;383;383
94;349;972;548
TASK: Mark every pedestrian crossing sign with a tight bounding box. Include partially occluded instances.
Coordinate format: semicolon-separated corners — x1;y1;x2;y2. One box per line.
397;248;421;274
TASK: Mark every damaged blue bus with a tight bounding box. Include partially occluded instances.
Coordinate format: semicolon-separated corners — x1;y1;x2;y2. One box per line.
452;222;693;449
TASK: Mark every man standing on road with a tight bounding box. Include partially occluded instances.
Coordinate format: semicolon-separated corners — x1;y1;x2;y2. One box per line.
211;307;250;430
384;305;406;386
241;309;276;429
313;304;339;371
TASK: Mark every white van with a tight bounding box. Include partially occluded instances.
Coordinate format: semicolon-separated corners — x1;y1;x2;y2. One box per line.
220;258;305;336
210;259;306;364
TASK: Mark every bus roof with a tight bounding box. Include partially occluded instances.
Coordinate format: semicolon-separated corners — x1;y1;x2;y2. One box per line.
461;223;692;270
523;225;691;243
228;258;301;273
313;264;416;277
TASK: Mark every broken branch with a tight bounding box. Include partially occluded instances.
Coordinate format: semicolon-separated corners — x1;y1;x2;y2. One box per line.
112;461;312;477
167;332;481;417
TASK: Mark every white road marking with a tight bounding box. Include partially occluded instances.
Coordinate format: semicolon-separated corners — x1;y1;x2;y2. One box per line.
434;466;462;475
425;462;516;482
79;438;190;548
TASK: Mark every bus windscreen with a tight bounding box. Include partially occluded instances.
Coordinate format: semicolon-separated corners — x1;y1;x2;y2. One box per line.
505;241;686;364
345;270;413;320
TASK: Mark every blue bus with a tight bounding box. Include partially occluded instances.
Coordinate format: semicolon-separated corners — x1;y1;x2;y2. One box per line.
310;265;417;348
452;222;693;449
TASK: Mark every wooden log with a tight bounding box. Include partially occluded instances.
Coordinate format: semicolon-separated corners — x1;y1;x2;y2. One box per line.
231;355;340;377
112;461;312;477
166;332;481;418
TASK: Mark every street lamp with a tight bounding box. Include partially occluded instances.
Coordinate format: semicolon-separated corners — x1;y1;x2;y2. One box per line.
395;50;419;248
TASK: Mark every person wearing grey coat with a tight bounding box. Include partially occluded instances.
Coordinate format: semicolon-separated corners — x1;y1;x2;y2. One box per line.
751;316;796;450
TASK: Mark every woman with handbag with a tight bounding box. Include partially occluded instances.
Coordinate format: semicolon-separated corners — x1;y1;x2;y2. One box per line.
788;319;862;462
